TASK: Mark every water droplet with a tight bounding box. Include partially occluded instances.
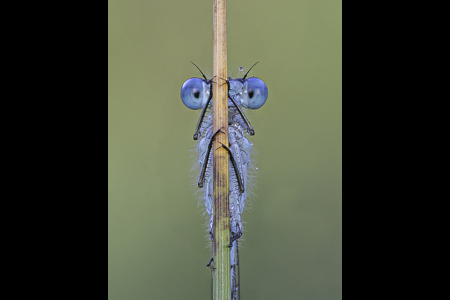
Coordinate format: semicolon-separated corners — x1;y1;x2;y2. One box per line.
255;167;259;170
239;66;244;72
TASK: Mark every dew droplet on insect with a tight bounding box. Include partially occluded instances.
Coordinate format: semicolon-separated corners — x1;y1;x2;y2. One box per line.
239;67;244;72
255;167;258;170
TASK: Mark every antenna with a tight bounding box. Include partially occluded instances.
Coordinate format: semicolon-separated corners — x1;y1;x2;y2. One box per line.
191;61;208;80
242;61;259;80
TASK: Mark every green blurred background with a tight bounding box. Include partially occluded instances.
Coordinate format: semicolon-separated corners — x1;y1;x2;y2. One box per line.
109;0;341;299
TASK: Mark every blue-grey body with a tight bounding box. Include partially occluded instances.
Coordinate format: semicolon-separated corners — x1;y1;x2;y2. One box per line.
197;107;250;299
181;64;268;300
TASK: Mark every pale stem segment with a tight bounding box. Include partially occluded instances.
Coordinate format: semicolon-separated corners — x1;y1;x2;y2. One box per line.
212;1;230;300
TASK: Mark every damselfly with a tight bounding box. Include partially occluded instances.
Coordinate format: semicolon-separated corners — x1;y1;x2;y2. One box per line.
181;62;268;299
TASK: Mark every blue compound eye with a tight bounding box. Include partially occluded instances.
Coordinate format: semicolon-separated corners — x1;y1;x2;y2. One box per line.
241;77;268;109
180;78;210;110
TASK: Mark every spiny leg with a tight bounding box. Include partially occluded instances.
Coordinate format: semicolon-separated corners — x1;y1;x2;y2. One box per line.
193;82;213;140
217;140;245;247
198;128;225;188
216;142;245;193
220;78;255;135
229;226;243;246
228;95;254;135
190;62;215;140
206;257;213;267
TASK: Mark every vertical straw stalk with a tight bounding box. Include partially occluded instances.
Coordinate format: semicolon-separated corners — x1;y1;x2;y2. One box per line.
212;1;230;300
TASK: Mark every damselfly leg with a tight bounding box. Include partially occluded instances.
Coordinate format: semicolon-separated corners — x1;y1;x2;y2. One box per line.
198;128;225;188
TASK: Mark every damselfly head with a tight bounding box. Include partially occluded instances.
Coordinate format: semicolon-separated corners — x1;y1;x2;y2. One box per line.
182;61;267;110
232;62;268;109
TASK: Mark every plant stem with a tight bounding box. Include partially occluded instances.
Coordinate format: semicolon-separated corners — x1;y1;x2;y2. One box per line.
212;1;230;300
